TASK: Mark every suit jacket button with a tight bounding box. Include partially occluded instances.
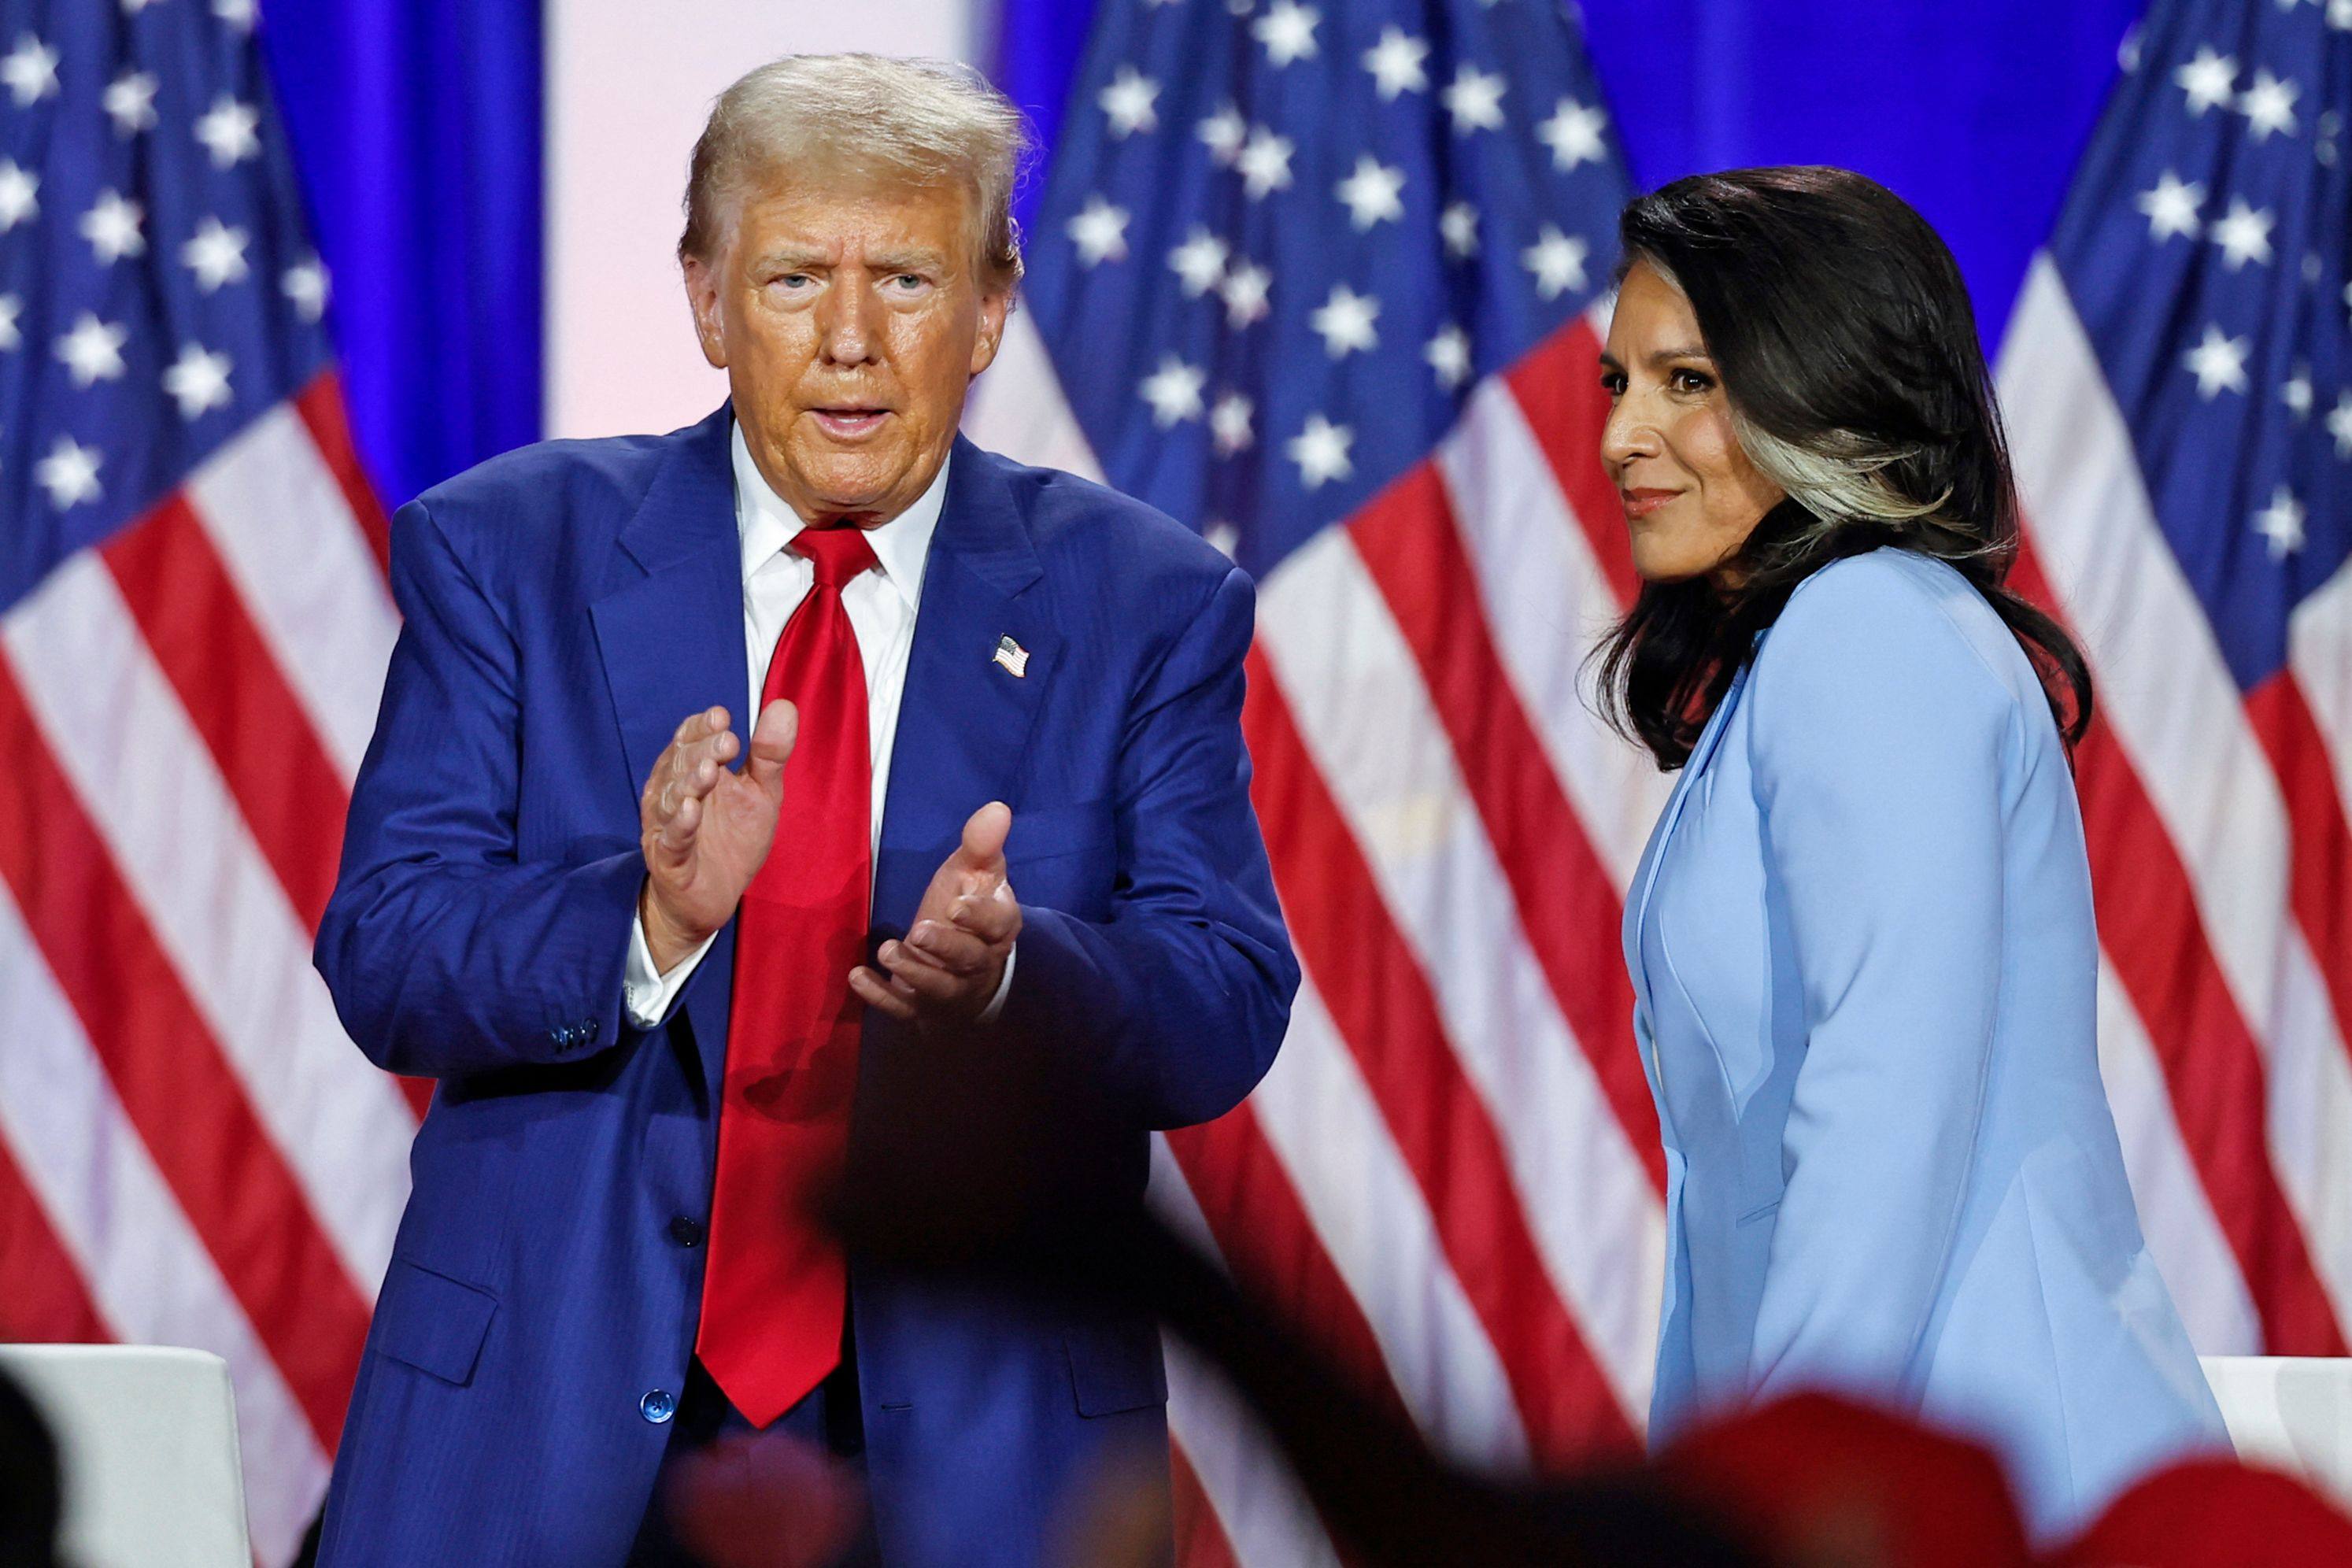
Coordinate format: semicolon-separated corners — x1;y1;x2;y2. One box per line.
550;1026;572;1048
668;1216;705;1248
640;1389;676;1424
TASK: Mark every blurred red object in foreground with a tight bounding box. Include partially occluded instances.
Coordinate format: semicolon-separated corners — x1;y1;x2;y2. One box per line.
2050;1458;2352;1567
661;1430;867;1568
1657;1389;2352;1568
1658;1392;2034;1568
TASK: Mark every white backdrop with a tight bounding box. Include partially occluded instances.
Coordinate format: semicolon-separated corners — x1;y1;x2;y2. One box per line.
543;0;982;439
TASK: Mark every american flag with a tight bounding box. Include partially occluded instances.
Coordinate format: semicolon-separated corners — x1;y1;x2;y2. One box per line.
0;2;411;1561
960;0;2352;1561
1995;0;2352;1363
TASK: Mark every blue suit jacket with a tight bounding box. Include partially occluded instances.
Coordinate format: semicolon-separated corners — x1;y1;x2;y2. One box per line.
1627;549;2226;1539
312;410;1298;1566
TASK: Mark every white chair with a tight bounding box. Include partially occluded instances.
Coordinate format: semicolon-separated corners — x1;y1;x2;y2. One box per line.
0;1344;250;1567
2200;1355;2352;1510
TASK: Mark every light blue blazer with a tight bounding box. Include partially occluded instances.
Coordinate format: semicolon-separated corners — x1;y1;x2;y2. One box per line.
1626;548;2227;1538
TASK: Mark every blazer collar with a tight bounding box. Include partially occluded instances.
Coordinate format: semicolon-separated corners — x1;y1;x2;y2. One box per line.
614;405;737;580
870;435;1055;878
1622;662;1751;1007
593;406;747;1100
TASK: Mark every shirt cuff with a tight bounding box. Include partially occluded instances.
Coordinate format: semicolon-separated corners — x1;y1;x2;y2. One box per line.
625;910;716;1029
978;941;1017;1026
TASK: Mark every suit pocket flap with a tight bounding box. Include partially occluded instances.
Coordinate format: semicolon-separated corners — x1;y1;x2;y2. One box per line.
375;1258;498;1387
1064;1313;1167;1418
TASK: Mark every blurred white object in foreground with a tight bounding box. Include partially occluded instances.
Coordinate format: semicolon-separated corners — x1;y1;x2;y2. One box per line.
0;1344;249;1567
2202;1355;2352;1509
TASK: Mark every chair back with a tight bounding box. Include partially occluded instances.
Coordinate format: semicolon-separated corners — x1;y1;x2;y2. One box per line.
0;1344;250;1567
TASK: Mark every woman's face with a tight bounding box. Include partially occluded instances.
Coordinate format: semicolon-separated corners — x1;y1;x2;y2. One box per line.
1598;260;1784;585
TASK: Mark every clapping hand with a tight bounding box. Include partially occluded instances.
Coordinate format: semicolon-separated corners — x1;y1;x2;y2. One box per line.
638;702;798;972
851;802;1022;1029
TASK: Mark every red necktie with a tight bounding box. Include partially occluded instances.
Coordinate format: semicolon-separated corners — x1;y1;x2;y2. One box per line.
697;523;879;1428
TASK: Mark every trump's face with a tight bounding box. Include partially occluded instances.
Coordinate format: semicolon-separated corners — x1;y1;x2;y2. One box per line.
1597;259;1784;585
685;173;1010;527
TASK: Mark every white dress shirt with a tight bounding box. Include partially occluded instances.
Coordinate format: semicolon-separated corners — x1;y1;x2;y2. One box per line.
623;424;1011;1026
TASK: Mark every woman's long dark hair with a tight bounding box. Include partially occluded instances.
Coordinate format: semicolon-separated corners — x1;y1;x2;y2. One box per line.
1594;167;2092;769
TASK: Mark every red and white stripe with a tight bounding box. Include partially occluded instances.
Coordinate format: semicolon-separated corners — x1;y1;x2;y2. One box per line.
0;373;414;1564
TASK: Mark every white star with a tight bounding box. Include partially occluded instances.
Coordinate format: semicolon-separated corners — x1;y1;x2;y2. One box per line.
78;190;145;264
1219;259;1270;328
1;35;59;108
1309;283;1380;358
1254;0;1320;67
1334;155;1406;231
1138;355;1206;428
1285;413;1354;490
34;436;102;511
1522;224;1589;299
2252;485;2306;559
1425;324;1473;390
162;342;233;420
2175;46;2237;115
1211;392;1254;456
2283;366;2313;419
213;0;259;31
1067;195;1131;266
282;257;330;323
182;216;250;293
0;160;39;231
1537;97;1608;172
2239;70;2299;139
1361;26;1429;100
56;313;128;388
1098;66;1159;139
120;0;166;13
2328;390;2352;458
1443;65;1507;135
2332;0;2352;29
2210;198;2276;268
2183;324;2250;398
1237;127;1295;199
1197;104;1248;166
103;70;159;136
2136;171;2203;240
1168;227;1229;297
1441;201;1480;259
0;295;19;351
1204;521;1240;558
194;96;262;169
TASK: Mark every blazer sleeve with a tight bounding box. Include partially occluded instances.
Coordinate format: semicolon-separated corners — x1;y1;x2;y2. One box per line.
999;564;1301;1129
1742;564;2016;1402
314;498;642;1079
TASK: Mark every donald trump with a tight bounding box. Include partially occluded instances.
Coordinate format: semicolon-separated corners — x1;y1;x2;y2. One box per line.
312;54;1296;1566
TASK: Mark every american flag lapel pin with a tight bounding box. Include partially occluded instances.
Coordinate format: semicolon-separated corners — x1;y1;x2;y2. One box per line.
993;634;1030;679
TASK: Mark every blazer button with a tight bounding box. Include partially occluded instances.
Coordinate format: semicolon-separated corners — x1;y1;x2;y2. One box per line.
640;1389;676;1425
668;1215;705;1248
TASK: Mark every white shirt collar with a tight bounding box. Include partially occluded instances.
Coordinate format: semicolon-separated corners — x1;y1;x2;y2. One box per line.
730;417;948;608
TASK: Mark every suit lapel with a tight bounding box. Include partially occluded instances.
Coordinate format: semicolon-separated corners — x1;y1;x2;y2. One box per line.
1622;662;1748;1023
871;438;1059;936
588;405;746;1093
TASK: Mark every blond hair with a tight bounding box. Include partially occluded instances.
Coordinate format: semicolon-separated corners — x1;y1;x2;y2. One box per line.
679;53;1031;289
